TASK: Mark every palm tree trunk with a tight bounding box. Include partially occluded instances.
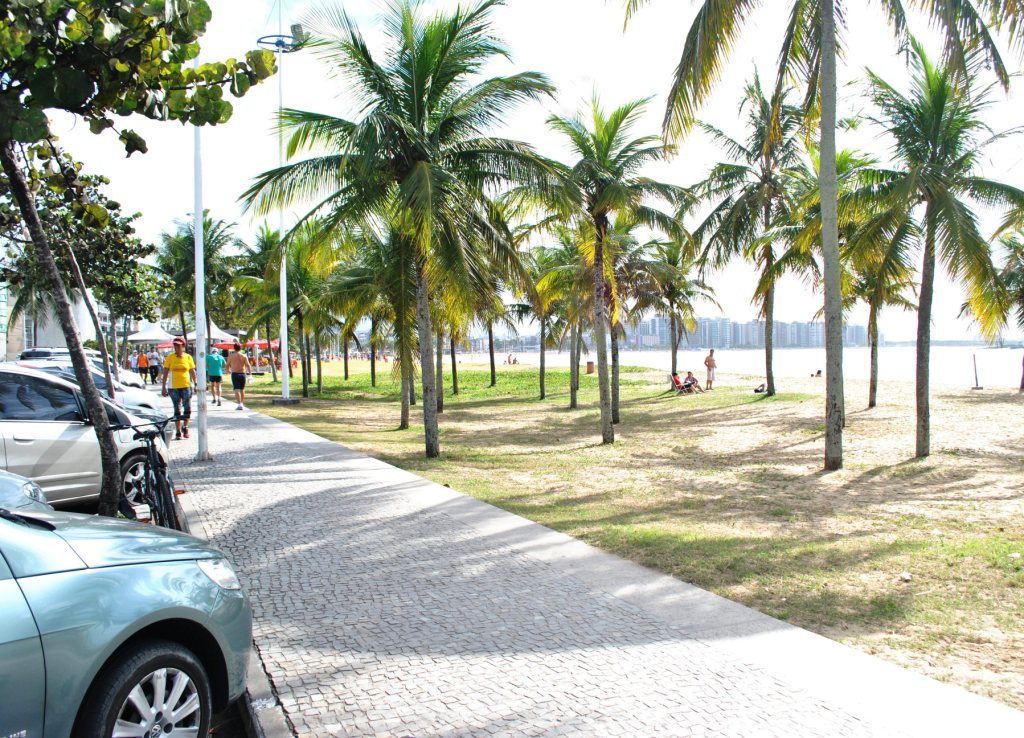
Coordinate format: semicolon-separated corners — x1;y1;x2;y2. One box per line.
488;321;496;387
409;370;417;405
266;319;278;383
415;262;439;457
450;335;459;395
1019;352;1023;393
179;305;188;340
868;302;879;409
0;140;121;517
305;333;313;390
297;312;309;398
916;213;936;458
569;324;579;409
670;313;678;375
611;324;620;424
592;222;614;443
399;344;411;428
435;328;444;414
370;316;377;387
539;315;546;400
820;0;844;469
315;333;322;394
343;335;349;380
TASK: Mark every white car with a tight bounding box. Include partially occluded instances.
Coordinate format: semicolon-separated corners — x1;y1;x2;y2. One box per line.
0;365;168;507
15;360;161;414
18;347;147;387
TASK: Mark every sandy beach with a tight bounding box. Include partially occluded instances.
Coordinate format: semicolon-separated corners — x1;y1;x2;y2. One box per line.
252;362;1024;709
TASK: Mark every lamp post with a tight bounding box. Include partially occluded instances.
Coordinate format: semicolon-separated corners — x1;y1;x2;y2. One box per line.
193;58;212;461
258;20;304;406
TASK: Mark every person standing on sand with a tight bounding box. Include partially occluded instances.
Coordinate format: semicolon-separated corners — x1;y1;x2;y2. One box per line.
704;349;717;390
225;341;252;410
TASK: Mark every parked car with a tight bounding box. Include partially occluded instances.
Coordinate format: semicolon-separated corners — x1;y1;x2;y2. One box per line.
0;365;168;507
0;508;251;738
0;469;51;511
15;359;165;418
17;347;147;388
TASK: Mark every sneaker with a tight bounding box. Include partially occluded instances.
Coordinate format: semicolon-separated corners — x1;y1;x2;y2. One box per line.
217;399;222;406
235;404;244;411
175;432;182;441
183;427;190;438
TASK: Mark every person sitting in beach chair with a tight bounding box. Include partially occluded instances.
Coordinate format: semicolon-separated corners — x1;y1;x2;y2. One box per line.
670;372;689;394
683;371;705;393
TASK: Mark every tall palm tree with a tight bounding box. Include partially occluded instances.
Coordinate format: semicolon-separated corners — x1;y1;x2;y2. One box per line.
548;97;684;443
235;224;283;382
625;0;1019;470
862;40;1024;456
695;77;803;397
157;213;240;336
996;234;1024;391
243;0;560;458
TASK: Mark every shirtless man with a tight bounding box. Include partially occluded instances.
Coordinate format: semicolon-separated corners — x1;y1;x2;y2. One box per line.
704;349;717;390
225;341;253;410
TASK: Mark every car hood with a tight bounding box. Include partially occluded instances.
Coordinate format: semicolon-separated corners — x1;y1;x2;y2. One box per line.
26;510;223;569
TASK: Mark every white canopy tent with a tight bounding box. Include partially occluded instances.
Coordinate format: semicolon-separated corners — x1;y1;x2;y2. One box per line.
186;320;233;343
126;322;173;343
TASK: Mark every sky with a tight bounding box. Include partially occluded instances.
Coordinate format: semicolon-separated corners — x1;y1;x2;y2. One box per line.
49;0;1024;342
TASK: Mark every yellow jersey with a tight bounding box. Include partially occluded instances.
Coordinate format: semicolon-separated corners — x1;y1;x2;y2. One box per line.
163;353;195;389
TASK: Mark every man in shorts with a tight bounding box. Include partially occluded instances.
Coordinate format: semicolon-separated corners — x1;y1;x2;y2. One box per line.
147;348;162;384
225;341;252;410
161;337;196;440
137;348;149;384
704;348;717;391
206;348;227;406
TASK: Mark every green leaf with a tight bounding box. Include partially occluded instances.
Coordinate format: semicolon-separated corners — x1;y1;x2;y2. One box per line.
82;203;110;228
118;129;148;157
245;49;276;80
229;70;251;97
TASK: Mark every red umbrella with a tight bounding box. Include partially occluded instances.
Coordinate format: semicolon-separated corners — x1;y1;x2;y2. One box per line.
245;339;269;349
212;341;235;350
157;341;174;349
270;339;280;349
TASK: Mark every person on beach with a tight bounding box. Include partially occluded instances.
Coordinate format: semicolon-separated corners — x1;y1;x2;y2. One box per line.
161;337;196;440
206;347;227;406
137;349;149;384
225;341;252;410
683;371;704;393
704;349;717;390
147;349;162;384
129;350;139;373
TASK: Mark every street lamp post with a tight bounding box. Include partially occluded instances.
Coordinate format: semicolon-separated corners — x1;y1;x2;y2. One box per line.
193;59;212;462
259;20;304;407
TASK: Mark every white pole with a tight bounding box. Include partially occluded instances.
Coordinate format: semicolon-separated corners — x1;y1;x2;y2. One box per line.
277;11;291;401
193;59;212;461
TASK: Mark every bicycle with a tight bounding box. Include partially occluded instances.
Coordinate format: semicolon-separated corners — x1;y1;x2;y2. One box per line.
118;416;180;530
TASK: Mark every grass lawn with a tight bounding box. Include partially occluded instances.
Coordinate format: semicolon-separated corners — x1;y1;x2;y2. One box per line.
246;358;1024;709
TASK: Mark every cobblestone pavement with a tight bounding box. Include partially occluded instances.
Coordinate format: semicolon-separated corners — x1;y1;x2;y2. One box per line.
165;403;1022;738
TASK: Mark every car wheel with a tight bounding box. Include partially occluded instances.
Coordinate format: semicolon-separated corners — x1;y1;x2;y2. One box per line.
120;453;147;504
74;639;211;738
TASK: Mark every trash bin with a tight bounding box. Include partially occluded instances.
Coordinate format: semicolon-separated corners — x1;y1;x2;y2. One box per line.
586;361;595;375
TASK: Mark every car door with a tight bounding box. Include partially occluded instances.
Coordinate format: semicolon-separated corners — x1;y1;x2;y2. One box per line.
0;372;101;504
0;540;46;738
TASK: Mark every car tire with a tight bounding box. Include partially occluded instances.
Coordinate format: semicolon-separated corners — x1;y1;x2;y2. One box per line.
120;452;147;504
74;638;212;738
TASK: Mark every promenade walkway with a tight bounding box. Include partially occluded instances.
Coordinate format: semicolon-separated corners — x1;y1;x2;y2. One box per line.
166;403;1024;738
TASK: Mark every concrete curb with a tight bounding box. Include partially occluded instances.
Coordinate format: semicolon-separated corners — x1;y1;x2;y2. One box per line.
175;480;294;738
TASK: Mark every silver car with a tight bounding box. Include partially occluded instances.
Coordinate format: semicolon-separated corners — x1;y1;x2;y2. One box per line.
15;359;163;415
0;469;51;511
0;508;251;738
0;365;167;507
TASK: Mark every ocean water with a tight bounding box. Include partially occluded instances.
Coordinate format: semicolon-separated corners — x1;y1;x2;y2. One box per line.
486;345;1024;390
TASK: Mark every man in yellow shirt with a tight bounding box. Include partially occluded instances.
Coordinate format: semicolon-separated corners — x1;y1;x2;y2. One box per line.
161;337;197;440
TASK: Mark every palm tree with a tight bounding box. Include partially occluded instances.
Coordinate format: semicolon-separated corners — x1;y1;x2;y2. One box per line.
235;225;283;383
157;213;240;336
695;77;803;397
996;235;1024;391
862;40;1024;456
548;97;684;443
625;0;1019;470
243;0;560;458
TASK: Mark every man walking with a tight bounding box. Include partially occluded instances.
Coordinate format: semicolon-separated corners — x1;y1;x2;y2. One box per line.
225;341;252;410
136;348;149;385
147;348;162;385
704;348;717;391
207;348;226;407
161;337;196;440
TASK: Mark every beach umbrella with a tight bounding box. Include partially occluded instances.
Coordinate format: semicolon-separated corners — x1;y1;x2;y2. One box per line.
246;339;269;349
212;341;235;350
157;341;174;349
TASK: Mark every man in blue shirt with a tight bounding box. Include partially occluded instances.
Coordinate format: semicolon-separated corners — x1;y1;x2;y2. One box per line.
206;348;227;406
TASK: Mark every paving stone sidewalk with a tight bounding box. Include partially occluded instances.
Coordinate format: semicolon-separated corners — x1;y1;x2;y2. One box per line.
165;403;1024;738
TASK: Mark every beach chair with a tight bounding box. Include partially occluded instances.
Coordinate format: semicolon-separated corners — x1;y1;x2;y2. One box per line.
669;373;692;394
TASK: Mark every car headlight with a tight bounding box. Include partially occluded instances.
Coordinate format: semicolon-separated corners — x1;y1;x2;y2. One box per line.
22;481;46;504
197;558;242;590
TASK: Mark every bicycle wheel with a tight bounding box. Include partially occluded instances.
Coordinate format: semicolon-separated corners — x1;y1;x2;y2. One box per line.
143;469;167;528
155;469;179;530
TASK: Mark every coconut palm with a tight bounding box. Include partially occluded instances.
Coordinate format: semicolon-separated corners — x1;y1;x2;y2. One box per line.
243;0;560;458
861;40;1024;456
625;0;1019;470
547;96;684;443
996;235;1024;391
694;77;803;397
235;225;285;382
